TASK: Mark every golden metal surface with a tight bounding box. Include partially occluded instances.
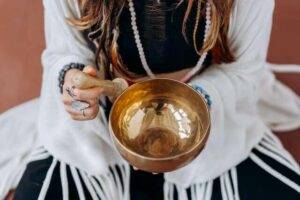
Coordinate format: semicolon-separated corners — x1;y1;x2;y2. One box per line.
109;78;210;173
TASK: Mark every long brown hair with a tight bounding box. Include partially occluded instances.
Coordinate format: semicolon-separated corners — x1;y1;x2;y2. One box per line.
69;0;235;79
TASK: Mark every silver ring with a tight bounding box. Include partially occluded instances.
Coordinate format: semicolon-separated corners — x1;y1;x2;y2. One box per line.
82;109;86;117
71;100;90;111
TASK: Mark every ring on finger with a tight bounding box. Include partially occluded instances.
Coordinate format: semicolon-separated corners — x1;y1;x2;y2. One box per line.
71;100;90;111
82;109;86;117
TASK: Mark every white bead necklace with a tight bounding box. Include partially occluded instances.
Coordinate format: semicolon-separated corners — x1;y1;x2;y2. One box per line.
127;0;212;82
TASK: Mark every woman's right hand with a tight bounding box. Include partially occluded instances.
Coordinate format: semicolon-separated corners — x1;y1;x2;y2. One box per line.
61;66;104;121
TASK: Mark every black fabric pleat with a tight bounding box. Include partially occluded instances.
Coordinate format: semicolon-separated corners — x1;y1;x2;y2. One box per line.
130;166;165;200
76;169;93;200
237;150;300;200
66;165;80;200
14;157;53;200
44;162;63;200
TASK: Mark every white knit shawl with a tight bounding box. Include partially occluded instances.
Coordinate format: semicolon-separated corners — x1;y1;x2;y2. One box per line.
1;0;300;199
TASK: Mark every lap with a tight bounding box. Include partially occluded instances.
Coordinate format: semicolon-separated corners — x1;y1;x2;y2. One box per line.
14;139;300;200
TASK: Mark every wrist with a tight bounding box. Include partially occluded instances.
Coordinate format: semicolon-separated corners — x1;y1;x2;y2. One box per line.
190;84;212;108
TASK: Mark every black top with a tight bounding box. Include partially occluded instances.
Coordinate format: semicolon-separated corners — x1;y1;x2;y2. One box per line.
116;0;210;75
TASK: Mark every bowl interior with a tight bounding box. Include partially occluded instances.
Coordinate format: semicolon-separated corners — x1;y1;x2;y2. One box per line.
110;79;210;159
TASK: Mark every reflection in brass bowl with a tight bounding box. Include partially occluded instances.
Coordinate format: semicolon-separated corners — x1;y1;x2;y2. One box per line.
109;78;211;173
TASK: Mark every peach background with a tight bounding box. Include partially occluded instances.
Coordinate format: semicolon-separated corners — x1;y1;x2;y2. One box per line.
0;0;299;161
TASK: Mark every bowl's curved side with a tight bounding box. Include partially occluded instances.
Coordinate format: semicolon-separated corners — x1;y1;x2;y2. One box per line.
111;125;211;173
109;78;211;173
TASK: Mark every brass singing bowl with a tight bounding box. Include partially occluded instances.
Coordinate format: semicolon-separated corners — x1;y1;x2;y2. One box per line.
109;78;211;173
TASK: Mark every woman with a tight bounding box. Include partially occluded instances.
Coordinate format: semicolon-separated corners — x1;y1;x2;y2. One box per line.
3;0;300;199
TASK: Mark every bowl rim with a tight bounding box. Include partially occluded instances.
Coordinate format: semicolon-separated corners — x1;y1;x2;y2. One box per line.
108;78;211;161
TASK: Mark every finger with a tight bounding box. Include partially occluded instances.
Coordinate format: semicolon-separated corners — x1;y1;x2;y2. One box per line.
71;99;98;112
83;66;97;77
61;94;73;105
85;98;98;107
68;105;99;121
70;99;98;108
66;104;98;117
70;114;89;121
70;111;98;121
73;87;103;101
63;85;77;98
65;105;82;116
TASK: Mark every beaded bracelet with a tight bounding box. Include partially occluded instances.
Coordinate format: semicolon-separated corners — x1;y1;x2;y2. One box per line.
190;84;212;109
58;63;85;94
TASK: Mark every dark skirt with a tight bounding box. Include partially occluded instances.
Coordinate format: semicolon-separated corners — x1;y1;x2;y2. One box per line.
14;134;300;200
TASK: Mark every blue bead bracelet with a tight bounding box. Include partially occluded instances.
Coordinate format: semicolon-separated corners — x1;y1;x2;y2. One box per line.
190;84;212;109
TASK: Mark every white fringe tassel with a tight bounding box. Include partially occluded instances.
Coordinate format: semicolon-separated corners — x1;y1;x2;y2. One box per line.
30;132;300;200
163;131;299;200
60;162;69;200
26;146;50;164
250;153;300;193
28;146;131;200
257;141;299;173
80;171;99;200
262;131;300;174
69;164;130;200
37;158;58;200
164;179;214;200
70;166;86;200
230;168;240;200
269;64;300;73
89;176;107;200
220;168;240;200
249;132;300;193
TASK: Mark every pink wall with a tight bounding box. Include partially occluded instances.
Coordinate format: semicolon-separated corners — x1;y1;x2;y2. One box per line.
0;0;44;112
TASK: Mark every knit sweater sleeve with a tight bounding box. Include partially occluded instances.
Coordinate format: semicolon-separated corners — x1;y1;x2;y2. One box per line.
39;0;114;153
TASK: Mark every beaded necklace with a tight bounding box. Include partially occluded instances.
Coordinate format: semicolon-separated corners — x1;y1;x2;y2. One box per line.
127;0;212;82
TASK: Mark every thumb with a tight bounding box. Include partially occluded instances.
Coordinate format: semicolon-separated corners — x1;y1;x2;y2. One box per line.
83;66;98;77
